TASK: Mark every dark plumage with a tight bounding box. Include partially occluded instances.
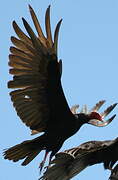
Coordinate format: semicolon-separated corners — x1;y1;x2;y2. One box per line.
109;164;118;180
3;5;117;171
41;137;118;180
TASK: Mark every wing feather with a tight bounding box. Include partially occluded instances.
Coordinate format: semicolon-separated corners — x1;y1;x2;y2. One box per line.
12;21;32;45
41;139;118;180
54;19;62;55
8;6;62;134
29;5;46;45
45;6;53;46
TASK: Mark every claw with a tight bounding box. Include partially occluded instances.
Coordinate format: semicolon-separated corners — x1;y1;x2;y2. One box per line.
90;100;106;112
39;151;49;174
39;160;45;174
101;103;117;118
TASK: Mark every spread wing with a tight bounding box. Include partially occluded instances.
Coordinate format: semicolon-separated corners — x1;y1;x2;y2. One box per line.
41;138;118;180
8;5;63;135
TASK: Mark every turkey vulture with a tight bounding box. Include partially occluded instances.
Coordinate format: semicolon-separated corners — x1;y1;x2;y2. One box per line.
41;137;118;180
3;5;117;171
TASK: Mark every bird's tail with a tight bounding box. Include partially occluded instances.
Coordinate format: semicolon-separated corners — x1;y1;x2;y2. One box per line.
3;135;46;166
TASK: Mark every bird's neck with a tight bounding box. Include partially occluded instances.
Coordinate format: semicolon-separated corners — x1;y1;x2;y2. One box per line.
75;113;89;128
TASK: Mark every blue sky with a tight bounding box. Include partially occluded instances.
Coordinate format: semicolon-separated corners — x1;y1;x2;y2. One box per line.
1;0;118;179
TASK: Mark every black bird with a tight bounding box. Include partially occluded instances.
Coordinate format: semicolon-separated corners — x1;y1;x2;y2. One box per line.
41;137;118;180
3;5;117;171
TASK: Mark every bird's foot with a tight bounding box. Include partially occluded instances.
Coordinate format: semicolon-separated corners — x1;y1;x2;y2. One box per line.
39;160;45;174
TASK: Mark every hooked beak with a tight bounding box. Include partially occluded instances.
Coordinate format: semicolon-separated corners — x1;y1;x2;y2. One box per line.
89;114;116;127
88;103;117;127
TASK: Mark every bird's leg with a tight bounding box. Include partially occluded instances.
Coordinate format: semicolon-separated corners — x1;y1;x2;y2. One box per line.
49;153;53;166
39;151;49;173
44;153;53;171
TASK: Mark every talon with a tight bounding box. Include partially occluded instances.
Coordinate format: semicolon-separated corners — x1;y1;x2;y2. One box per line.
44;165;50;171
39;160;45;173
44;165;48;169
39;151;49;173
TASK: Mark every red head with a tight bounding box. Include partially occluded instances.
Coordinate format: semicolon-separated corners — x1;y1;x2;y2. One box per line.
89;111;103;122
